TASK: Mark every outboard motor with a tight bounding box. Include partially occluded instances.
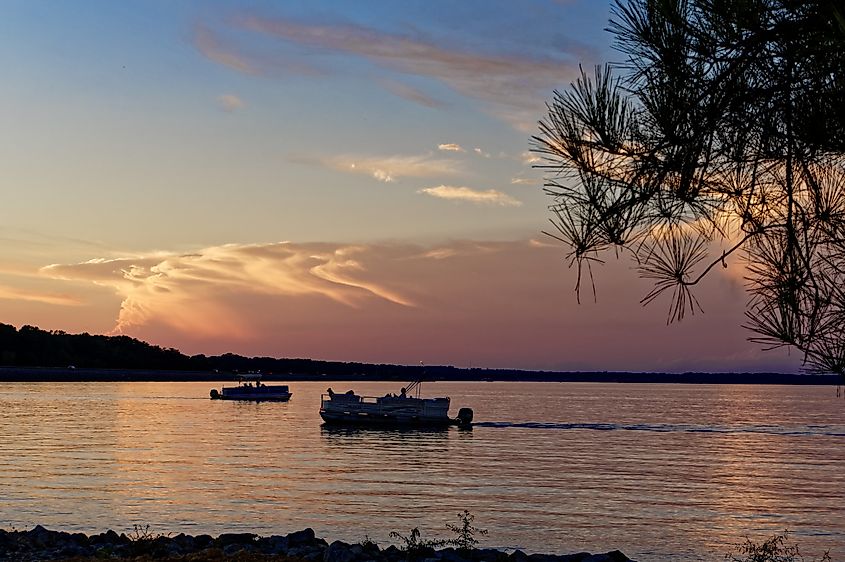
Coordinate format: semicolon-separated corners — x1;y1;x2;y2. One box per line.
456;407;474;426
210;389;220;400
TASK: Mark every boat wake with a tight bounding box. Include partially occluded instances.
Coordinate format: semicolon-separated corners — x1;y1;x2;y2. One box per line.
472;421;845;437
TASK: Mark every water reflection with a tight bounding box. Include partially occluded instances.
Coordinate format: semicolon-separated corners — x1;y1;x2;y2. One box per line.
0;381;842;562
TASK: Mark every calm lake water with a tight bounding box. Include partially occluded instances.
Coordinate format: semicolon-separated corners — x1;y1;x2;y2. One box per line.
1;381;843;561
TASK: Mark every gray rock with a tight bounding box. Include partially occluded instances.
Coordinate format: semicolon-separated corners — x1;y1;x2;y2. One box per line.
582;551;631;562
476;548;510;562
288;527;317;546
264;535;290;555
90;529;124;546
217;532;257;546
224;543;246;556
509;549;530;562
25;525;63;549
194;534;214;549
438;547;470;562
325;540;356;562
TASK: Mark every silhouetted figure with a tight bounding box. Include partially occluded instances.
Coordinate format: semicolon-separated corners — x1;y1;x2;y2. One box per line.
400;387;407;398
327;387;335;398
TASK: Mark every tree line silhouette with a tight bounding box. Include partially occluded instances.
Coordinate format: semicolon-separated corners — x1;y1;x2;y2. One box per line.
0;323;839;384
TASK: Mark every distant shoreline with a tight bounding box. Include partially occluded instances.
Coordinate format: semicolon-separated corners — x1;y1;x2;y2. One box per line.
0;366;839;385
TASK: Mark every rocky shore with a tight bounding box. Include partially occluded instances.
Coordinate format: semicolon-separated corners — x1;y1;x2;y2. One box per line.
0;526;635;562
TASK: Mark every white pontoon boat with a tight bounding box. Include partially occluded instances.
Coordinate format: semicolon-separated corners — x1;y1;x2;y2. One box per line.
319;380;472;427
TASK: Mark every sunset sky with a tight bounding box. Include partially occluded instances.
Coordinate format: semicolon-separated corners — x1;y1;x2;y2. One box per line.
0;1;800;372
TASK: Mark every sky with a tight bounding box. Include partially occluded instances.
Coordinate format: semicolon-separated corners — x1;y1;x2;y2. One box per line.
0;0;802;372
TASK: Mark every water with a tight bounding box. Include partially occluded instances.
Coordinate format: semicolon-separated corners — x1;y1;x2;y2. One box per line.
1;381;843;561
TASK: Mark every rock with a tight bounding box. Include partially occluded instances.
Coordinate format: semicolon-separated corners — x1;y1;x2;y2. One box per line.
69;532;89;546
90;529;125;546
224;542;246;556
0;526;634;562
216;532;257;547
25;525;63;548
438;547;470;562
509;549;530;562
56;544;87;558
582;551;632;562
289;544;328;561
324;540;356;562
0;529;16;553
259;534;290;555
528;554;560;562
287;527;317;546
382;544;404;561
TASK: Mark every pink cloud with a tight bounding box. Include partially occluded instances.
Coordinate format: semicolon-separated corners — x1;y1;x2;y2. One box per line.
195;15;583;130
41;239;800;372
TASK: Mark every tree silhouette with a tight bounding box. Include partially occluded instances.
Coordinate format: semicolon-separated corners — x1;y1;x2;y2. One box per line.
532;0;845;377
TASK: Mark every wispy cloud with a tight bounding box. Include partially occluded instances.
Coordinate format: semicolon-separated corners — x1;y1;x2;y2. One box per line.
473;147;491;158
298;153;462;183
418;185;522;207
41;242;419;339
511;176;539;186
217;94;245;112
37;239;783;371
0;284;82;306
198;15;585;129
382;79;446;109
521;151;542;165
438;143;464;152
195;24;260;75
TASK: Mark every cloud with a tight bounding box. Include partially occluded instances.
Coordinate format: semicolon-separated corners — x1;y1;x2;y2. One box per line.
473;147;491;158
382;79;446;109
41;242;418;339
217;94;245;112
511;176;539;186
299;153;462;182
0;284;82;306
38;239;798;372
438;143;464;152
521;151;542;165
418;185;522;207
198;15;584;129
195;24;260;75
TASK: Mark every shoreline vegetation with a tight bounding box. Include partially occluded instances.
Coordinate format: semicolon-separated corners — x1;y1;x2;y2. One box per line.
0;526;634;562
0;323;840;385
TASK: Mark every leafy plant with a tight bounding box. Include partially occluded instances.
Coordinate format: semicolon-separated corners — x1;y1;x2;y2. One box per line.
445;510;488;551
726;531;831;562
389;527;447;557
127;524;159;542
532;0;845;379
359;534;378;549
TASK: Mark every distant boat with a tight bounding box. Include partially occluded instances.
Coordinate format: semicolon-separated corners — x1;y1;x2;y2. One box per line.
210;374;292;402
319;381;472;427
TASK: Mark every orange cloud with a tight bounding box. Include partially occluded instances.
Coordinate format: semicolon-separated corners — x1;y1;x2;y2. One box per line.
0;284;83;306
217;94;245;112
418;185;522;207
304;153;463;182
39;239;798;372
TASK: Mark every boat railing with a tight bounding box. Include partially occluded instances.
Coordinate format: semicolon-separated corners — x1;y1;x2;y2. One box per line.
320;394;449;414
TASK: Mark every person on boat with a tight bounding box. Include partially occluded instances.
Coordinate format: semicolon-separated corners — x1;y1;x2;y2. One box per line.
400;387;407;398
327;387;335;398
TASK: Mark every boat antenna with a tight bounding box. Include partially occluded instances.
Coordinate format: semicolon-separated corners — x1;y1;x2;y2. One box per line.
405;362;425;398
